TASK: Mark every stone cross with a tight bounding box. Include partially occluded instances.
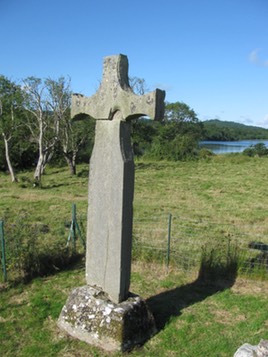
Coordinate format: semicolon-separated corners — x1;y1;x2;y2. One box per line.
72;54;165;303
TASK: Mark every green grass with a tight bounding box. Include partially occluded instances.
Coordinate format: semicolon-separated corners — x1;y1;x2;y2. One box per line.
0;166;89;222
134;155;268;226
1;155;268;355
134;155;268;273
1;155;268;277
1;155;268;237
1;261;268;356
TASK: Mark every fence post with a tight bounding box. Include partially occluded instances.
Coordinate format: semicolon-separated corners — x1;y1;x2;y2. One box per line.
74;205;86;250
66;203;86;251
0;221;7;282
166;213;172;269
71;203;76;251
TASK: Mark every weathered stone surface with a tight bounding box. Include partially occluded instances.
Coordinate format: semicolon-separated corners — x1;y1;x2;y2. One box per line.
58;285;157;352
71;54;165;303
234;343;258;357
86;116;134;303
71;54;165;122
58;54;164;351
234;339;268;357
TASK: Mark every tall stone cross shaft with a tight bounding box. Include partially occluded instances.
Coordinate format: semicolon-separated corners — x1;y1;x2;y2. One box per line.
72;54;165;303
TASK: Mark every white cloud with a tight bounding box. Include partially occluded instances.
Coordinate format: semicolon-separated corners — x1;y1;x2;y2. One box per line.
249;48;268;67
249;49;259;64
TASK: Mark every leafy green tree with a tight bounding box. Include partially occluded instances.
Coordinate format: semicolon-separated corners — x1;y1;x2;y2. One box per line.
243;143;268;157
149;122;200;161
148;101;204;161
164;101;199;123
131;119;158;157
203;119;268;141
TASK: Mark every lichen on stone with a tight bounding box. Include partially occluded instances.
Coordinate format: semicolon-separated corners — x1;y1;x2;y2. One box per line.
58;285;156;352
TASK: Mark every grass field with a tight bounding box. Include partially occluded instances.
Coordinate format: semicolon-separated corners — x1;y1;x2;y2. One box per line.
1;261;268;356
1;155;268;356
1;154;268;238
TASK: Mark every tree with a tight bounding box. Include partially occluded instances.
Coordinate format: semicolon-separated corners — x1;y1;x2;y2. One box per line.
22;77;60;183
45;77;96;175
131;119;159;156
203;119;268;141
129;77;149;95
0;76;25;182
44;77;74;173
164;101;199;123
148;101;204;161
61;117;95;175
128;77;159;156
243;143;268;157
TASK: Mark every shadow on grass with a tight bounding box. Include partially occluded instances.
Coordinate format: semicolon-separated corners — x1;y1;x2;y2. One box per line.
0;253;85;292
135;161;172;171
146;258;238;331
40;183;71;190
21;252;85;283
77;168;89;178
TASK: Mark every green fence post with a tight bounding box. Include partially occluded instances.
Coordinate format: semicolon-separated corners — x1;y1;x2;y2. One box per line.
75;215;86;251
67;203;86;252
71;203;76;251
0;221;7;282
166;213;172;269
67;204;76;252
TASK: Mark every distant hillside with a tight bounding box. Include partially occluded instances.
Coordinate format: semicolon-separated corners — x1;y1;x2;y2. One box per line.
202;119;268;141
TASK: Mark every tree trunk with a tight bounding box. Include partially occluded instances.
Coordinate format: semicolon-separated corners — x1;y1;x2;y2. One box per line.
34;154;43;183
34;120;44;183
3;134;17;183
40;150;53;175
72;152;77;175
64;153;76;175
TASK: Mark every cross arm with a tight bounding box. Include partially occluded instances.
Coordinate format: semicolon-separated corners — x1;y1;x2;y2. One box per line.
71;88;165;121
71;54;165;121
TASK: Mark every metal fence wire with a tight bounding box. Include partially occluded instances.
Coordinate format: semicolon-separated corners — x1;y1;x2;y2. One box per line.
1;212;268;282
132;213;268;274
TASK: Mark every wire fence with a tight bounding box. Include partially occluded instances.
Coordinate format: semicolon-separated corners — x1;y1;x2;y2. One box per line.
1;209;268;283
0;206;87;283
133;213;268;274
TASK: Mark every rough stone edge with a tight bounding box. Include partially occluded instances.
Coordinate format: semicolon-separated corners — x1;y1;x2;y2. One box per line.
58;285;157;352
58;318;119;352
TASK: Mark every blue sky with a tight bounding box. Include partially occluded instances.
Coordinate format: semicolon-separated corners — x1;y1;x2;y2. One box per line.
1;0;268;127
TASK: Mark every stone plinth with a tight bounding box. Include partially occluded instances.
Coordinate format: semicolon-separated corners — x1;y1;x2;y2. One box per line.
58;285;156;352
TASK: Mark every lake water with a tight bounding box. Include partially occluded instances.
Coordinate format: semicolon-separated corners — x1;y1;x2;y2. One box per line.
199;140;268;154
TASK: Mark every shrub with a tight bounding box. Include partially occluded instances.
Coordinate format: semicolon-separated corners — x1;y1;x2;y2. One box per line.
198;240;238;284
243;143;268;157
2;212;83;283
198;148;215;159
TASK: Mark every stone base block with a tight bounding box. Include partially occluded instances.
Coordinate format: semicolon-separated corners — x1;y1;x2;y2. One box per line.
58;285;156;352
